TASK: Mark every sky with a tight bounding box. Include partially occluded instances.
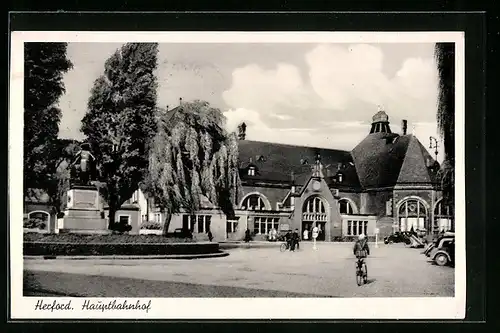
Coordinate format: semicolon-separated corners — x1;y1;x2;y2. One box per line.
58;42;444;161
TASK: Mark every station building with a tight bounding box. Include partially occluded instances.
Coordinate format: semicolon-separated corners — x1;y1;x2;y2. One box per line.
132;108;454;242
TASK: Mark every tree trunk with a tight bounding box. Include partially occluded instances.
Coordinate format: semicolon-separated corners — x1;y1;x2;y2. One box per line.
108;207;116;230
162;211;172;236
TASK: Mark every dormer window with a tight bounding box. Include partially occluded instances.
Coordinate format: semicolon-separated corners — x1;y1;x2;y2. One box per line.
338;173;343;183
300;159;309;165
248;166;256;176
256;155;266;162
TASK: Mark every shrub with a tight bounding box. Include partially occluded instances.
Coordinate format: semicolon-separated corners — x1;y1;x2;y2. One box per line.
23;242;220;256
140;221;162;230
24;217;46;230
23;233;195;244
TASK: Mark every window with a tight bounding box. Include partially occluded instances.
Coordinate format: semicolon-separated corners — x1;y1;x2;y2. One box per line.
242;194;267;210
197;215;212;233
119;215;130;225
248;167;256;176
154;213;162;223
253;217;280;235
338;199;354;215
303;196;326;213
434;200;454;232
142;214;148;222
227;218;239;233
399;199;427;232
338;173;343;183
347;220;369;236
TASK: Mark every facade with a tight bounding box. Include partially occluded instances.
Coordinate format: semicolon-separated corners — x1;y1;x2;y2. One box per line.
131;109;454;242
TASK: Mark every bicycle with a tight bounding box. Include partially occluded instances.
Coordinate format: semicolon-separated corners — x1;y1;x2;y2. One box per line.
355;257;368;286
280;240;300;252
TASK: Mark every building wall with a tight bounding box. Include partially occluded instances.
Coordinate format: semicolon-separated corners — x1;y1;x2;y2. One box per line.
364;189;393;217
291;177;342;241
338;191;361;214
393;187;433;232
24;203;56;233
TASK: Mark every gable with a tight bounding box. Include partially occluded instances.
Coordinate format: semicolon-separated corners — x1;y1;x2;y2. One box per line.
397;136;434;184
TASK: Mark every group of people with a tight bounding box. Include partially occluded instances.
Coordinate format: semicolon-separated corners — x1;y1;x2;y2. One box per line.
284;229;301;251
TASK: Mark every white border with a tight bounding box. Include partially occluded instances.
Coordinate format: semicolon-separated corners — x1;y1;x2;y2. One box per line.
9;31;465;320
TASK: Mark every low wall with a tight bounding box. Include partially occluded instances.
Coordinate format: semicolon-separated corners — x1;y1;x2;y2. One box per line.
24;242;221;256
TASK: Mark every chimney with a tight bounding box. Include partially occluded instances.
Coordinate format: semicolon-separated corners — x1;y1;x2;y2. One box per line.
166;105;169;111
401;119;408;135
179;97;183;105
237;122;247;140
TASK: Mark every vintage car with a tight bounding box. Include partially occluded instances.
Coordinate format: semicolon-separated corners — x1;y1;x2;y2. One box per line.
172;228;193;239
384;232;411;245
427;232;455;266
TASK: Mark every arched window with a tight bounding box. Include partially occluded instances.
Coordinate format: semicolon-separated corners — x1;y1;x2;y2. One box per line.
434;200;454;232
25;211;50;230
303;196;326;214
398;199;428;232
241;194;267;210
338;199;354;215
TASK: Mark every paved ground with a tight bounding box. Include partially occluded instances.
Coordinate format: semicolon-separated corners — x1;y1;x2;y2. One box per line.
24;242;454;297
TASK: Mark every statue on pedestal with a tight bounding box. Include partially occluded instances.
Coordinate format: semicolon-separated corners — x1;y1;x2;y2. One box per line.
69;143;97;187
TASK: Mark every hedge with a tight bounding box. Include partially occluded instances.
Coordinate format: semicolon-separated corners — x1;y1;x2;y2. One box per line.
23;233;194;244
24;242;221;256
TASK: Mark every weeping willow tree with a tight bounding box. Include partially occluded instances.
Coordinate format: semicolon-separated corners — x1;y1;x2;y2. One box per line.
148;100;241;235
435;43;455;210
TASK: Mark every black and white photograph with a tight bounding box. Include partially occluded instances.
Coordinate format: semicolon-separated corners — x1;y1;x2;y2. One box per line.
10;30;465;319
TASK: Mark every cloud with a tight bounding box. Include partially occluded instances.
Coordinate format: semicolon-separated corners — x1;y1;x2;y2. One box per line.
224;108;373;151
269;113;294;121
222;43;441;157
223;43;438;124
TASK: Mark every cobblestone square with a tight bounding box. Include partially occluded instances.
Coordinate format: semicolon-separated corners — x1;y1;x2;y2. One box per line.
24;242;454;297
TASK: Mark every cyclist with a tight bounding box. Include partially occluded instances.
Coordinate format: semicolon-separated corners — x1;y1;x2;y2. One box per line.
353;233;370;262
290;228;300;251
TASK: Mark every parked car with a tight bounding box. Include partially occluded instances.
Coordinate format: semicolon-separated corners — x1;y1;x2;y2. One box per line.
424;232;455;256
172;228;193;239
427;232;455;266
384;232;411;245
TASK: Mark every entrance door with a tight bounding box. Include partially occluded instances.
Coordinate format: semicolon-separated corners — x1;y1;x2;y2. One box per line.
302;221;313;241
316;222;326;241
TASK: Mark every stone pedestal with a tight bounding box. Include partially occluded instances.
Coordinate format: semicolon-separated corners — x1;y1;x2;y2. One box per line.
60;185;110;234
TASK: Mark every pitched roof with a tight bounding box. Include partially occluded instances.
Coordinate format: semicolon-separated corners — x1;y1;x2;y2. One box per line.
351;133;438;189
397;136;440;184
238;140;359;187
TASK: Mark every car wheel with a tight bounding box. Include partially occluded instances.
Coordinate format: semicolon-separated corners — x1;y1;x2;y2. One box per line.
389;240;394;244
434;253;449;266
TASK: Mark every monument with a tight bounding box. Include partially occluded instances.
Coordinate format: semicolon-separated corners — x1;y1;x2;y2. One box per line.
60;143;109;234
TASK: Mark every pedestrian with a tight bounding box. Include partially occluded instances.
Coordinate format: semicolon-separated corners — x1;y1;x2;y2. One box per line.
303;228;309;241
271;228;277;241
291;228;300;251
207;230;213;242
245;229;251;243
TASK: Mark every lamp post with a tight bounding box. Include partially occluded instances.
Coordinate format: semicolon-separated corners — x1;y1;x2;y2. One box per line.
429;136;439;160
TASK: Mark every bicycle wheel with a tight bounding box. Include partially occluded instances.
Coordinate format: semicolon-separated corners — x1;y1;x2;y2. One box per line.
280;243;287;252
363;263;368;284
356;263;363;286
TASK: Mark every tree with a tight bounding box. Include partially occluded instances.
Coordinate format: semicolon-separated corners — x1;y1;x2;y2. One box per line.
435;43;455;209
81;43;158;230
147;100;241;235
24;43;73;213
